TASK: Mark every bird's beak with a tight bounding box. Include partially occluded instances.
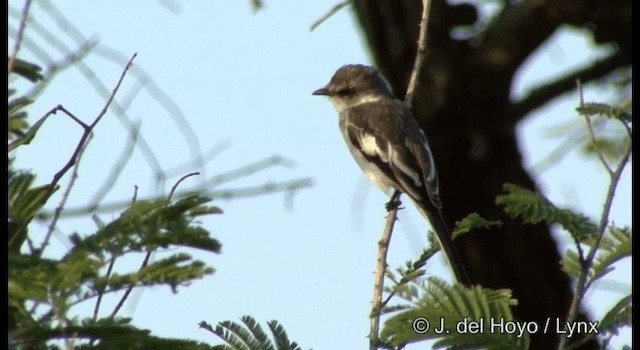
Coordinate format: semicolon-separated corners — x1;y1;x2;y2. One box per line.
312;87;330;96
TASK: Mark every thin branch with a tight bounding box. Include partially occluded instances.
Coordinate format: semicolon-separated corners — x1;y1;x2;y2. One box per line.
404;0;432;109
110;172;196;319
39;133;92;256
511;54;627;121
94;44;206;178
558;94;633;350
8;0;33;74
131;185;139;203
56;105;89;129
92;255;115;321
370;0;432;347
109;252;152;319
309;0;351;32
169;172;200;200
45;53;137;201
369;191;401;350
33;2;166;183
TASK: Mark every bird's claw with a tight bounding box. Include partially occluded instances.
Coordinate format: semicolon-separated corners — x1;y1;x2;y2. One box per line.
385;198;402;211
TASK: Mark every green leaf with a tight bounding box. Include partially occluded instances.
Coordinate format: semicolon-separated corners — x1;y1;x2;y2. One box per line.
453;213;502;238
576;103;632;123
8;171;59;252
9;57;44;82
581;136;631;162
205;315;304;350
8;96;33;141
587;226;631;287
96;253;214;292
381;278;528;349
71;194;222;256
496;183;597;240
560;249;582;279
598;294;631;335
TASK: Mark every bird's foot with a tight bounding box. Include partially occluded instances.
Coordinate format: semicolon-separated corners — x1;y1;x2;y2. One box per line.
385;192;402;211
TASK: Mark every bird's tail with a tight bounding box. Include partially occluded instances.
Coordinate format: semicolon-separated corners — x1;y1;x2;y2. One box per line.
412;200;471;286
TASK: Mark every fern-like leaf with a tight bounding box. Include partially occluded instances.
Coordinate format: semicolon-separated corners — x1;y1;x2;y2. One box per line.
576;102;632;123
381;278;528;349
496;183;597;240
204;316;305;350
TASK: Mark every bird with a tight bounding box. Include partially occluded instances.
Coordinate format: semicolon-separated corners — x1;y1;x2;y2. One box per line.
312;64;470;286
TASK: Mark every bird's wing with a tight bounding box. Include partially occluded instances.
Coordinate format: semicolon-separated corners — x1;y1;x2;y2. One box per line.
343;100;469;285
341;100;440;208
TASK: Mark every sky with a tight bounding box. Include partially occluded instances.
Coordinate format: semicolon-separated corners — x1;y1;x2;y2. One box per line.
9;1;631;349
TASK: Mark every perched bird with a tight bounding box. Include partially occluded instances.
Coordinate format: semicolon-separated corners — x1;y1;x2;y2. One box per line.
313;64;470;285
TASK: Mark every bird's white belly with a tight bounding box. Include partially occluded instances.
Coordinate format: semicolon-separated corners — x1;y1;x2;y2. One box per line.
341;133;397;196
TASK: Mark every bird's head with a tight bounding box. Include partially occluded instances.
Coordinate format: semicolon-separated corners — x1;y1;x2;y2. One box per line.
313;64;393;113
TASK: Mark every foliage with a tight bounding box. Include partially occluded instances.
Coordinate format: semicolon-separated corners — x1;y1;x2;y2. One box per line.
8;57;224;349
495;99;632;349
379;99;631;349
381;278;528;349
200;316;306;350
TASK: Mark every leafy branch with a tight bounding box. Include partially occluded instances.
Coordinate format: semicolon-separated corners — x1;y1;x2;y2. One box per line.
496;91;632;349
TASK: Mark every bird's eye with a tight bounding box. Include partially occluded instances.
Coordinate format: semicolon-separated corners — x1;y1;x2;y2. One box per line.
336;87;352;96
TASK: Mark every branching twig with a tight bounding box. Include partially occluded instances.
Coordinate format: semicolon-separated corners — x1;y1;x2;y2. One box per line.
34;2;166;186
45;54;137;202
369;0;432;347
90;188;135;335
39;133;92;256
8;0;33;74
309;0;351;32
110;172;199;319
558;83;633;350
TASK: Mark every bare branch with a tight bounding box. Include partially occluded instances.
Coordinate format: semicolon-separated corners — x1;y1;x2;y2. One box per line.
310;0;351;32
46;54;137;199
169;172;200;200
403;0;432;109
39;133;92;256
35;1;166;183
369;192;401;350
370;0;432;347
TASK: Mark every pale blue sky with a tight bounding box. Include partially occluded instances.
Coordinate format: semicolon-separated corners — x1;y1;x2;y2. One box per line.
9;1;630;349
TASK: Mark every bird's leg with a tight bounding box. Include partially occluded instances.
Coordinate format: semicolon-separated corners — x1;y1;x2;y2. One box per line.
385;191;402;211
